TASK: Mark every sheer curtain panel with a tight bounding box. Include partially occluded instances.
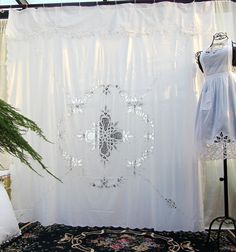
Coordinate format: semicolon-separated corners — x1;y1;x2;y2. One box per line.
6;2;234;231
0;20;12;170
0;20;7;101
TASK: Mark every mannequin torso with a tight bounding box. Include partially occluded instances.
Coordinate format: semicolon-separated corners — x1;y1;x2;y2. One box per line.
196;32;236;72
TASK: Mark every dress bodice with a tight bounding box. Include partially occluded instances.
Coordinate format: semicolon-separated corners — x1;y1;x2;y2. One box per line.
200;40;232;77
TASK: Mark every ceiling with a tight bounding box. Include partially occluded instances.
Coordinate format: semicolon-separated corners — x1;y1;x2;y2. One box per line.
0;0;17;5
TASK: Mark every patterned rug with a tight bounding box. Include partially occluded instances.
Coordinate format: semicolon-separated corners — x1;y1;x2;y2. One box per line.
0;222;235;252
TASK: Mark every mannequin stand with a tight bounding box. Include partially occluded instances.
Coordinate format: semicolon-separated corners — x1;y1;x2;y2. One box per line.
206;156;236;251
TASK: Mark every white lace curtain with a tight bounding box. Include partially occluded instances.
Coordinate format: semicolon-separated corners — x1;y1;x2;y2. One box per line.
5;1;236;231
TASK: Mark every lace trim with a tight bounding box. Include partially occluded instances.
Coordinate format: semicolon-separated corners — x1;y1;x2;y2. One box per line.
7;24;215;41
199;132;236;160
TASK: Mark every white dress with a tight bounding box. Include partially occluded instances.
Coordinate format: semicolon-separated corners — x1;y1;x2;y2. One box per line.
195;39;236;160
0;172;20;245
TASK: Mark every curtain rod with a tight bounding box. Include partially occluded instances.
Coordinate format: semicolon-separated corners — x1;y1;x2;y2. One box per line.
0;0;215;9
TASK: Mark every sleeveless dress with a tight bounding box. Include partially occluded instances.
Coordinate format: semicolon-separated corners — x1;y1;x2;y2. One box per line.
195;39;236;160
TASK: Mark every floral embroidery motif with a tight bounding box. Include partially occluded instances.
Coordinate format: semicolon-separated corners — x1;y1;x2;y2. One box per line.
144;132;154;141
77;106;133;163
57;84;155;188
76;123;99;151
99;106;123;163
127;159;142;175
101;84;112;95
127;98;143;112
214;132;232;144
203;132;236;160
127;146;154;175
62;152;83;173
91;177;124;189
68;97;86;114
165;198;177;209
67;86;100;115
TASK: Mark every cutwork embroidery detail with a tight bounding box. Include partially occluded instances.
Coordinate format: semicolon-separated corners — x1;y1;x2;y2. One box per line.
165;198;177;209
101;84;112;95
202;132;236;160
127;146;154;175
99;106;123;163
68;97;86;114
127;98;143;112
62;152;83;174
57;84;154;188
91;177;124;189
77;106;133;163
214;132;231;144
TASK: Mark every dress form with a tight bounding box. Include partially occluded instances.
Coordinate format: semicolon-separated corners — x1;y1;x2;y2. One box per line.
195;32;236;250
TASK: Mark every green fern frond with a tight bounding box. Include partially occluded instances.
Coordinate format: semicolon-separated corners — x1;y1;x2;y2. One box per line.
0;99;62;183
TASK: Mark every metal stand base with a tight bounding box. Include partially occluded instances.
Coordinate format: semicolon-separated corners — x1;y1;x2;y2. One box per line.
205;147;236;251
206;216;236;251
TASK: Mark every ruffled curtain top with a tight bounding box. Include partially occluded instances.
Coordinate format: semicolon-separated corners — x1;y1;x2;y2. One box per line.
7;2;215;40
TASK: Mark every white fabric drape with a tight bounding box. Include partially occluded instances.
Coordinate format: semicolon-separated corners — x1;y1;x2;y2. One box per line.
5;1;235;231
0;19;13;182
1;21;21;245
0;20;12;171
0;20;7;101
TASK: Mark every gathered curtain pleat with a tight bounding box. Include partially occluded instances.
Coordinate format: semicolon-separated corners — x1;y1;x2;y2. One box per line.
0;20;12;170
0;20;7;101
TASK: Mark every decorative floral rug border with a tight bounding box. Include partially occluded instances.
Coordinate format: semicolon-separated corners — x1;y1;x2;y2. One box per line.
58;228;195;252
0;222;235;252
